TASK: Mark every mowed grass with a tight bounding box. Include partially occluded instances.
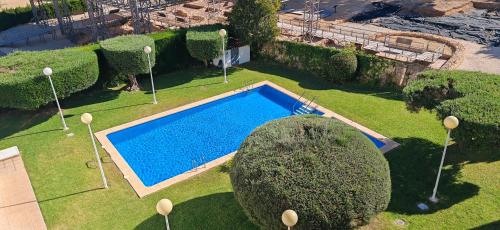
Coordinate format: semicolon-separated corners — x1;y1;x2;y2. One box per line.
0;62;498;229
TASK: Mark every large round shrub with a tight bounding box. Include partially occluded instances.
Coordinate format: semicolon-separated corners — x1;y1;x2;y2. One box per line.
186;25;226;66
230;115;391;229
326;50;358;82
0;49;99;110
100;34;155;90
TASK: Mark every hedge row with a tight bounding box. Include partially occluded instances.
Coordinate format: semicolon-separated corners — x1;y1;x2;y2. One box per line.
231;115;391;229
260;40;358;83
403;70;500;146
0;49;99;110
186;24;226;66
0;0;87;32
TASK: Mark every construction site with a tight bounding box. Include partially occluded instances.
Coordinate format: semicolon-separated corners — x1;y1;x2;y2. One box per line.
0;0;499;74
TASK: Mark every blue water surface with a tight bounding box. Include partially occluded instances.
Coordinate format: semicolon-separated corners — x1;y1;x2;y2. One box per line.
108;85;385;186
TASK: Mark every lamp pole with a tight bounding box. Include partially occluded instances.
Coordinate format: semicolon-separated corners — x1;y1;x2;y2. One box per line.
282;209;298;230
429;116;459;203
144;46;157;104
157;199;173;230
43;67;68;131
219;29;228;84
81;113;109;189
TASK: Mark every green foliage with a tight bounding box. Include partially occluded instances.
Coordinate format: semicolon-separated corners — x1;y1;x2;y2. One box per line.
356;52;393;84
186;25;225;65
100;35;155;76
261;40;358;82
0;49;99;110
229;0;280;49
231;115;391;229
149;29;199;74
0;0;87;32
403;70;500;146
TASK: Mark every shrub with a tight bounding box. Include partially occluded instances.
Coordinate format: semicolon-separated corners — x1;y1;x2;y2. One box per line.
149;29;199;74
0;0;87;32
356;52;393;85
260;41;358;83
229;0;280;49
100;35;155;90
231;115;391;229
0;49;99;110
186;25;225;67
403;70;500;146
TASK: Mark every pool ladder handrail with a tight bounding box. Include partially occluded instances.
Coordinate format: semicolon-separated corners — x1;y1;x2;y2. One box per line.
293;95;317;115
292;91;306;112
191;153;208;171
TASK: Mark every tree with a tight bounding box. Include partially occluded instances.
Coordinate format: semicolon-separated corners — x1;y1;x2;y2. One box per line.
231;115;391;229
100;35;155;91
186;25;226;67
229;0;280;49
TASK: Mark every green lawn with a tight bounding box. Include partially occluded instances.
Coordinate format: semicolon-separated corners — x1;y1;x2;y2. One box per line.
0;62;498;229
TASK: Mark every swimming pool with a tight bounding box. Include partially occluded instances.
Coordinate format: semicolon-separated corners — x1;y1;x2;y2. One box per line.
96;81;398;197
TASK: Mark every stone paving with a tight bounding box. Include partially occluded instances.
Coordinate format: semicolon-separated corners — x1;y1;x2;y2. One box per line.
0;155;46;230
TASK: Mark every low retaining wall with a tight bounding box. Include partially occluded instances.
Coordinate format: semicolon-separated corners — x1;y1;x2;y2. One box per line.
374;31;465;70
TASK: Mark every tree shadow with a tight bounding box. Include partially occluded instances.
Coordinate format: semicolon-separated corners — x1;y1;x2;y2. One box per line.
242;61;402;101
470;220;500;230
141;67;243;91
135;192;257;230
0;107;57;139
386;137;480;215
62;87;122;109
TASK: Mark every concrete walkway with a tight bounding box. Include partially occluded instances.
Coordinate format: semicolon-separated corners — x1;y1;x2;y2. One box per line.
0;155;47;230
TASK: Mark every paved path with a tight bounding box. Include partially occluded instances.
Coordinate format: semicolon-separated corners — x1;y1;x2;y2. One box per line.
0;155;47;230
277;20;442;63
458;40;500;75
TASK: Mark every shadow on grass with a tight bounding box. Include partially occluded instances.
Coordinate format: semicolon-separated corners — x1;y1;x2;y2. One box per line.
135;192;257;230
0;107;57;140
386;137;480;215
62;88;121;109
243;61;403;101
140;67;243;92
470;220;500;230
38;187;103;203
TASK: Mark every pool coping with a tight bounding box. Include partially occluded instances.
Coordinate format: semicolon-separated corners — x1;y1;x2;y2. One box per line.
95;80;399;198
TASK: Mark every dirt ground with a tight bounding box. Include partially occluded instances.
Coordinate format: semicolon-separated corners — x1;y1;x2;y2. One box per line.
0;0;30;9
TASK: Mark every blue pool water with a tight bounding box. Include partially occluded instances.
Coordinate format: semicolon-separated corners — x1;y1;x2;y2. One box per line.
108;85;386;186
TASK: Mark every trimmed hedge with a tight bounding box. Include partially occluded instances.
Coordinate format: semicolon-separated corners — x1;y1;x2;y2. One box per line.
149;29;198;75
186;25;226;66
0;0;87;32
403;70;500;146
100;34;156;76
260;40;358;83
0;49;99;110
231;115;391;229
356;51;393;84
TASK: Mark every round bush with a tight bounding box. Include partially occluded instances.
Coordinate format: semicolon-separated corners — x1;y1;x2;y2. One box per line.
186;25;225;66
0;49;99;110
326;50;358;82
230;115;391;229
100;34;156;75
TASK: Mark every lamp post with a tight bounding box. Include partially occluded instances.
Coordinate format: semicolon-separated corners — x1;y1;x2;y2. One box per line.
218;29;228;84
43;67;68;131
429;116;459;203
156;199;173;230
81;113;109;189
281;209;298;230
144;46;157;104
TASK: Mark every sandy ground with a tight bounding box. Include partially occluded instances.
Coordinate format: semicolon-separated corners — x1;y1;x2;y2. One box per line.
457;41;500;74
0;0;30;9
